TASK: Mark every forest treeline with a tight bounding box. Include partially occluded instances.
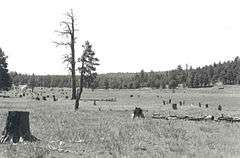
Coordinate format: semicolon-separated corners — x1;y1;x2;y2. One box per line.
10;57;240;89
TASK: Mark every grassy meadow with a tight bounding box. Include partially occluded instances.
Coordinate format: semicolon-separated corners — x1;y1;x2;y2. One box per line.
0;86;240;157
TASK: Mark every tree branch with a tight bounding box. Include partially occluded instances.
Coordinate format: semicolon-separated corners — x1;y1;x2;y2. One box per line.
53;41;71;47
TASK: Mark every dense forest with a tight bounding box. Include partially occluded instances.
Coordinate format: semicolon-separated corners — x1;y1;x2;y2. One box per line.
10;57;240;89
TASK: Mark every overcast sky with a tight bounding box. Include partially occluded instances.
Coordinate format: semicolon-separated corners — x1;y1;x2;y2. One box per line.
0;0;240;75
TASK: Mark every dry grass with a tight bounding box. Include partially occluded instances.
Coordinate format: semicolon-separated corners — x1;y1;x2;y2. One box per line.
0;86;240;157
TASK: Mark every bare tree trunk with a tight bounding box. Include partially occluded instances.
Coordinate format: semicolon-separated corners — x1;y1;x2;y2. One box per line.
71;67;76;99
55;9;77;99
75;70;83;110
71;34;76;99
71;12;76;100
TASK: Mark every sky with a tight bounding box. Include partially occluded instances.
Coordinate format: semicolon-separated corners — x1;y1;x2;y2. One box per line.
0;0;240;75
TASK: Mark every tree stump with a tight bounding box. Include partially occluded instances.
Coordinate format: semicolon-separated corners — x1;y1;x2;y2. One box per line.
172;104;177;110
179;101;182;106
162;100;166;105
133;107;145;119
42;96;46;101
0;111;39;143
53;95;57;101
199;102;201;107
218;105;222;111
205;104;209;108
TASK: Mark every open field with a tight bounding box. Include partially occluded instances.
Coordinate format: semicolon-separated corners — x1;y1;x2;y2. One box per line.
1;86;240;157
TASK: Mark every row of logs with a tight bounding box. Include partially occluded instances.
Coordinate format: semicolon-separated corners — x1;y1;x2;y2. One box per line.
152;114;240;123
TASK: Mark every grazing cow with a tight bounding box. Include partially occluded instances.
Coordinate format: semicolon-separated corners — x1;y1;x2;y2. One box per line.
172;104;177;110
205;104;208;108
132;107;145;119
130;95;134;98
218;105;222;111
199;102;201;107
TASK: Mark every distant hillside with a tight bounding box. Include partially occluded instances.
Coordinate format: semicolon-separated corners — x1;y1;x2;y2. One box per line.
10;56;240;89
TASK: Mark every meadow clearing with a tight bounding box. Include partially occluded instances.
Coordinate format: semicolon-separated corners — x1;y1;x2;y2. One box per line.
1;86;240;157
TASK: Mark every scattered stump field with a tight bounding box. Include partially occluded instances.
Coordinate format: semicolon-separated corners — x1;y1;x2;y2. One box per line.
1;86;240;157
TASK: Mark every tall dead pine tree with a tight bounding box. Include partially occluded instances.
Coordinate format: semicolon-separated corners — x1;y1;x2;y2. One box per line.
75;41;99;110
55;9;77;99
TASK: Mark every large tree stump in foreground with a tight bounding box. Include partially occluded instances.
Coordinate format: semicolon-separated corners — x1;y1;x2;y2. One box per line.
0;111;39;143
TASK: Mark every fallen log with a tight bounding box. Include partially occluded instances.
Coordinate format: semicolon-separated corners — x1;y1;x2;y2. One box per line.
80;98;117;102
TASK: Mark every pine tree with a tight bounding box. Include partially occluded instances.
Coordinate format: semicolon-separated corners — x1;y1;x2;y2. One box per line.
75;41;99;110
0;48;12;90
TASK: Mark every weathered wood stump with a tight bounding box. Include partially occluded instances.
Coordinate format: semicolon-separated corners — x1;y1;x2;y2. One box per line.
172;104;177;110
179;101;182;106
42;96;46;101
218;105;222;111
53;95;57;101
199;102;201;107
0;111;39;143
133;107;145;119
205;104;209;108
162;100;166;105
